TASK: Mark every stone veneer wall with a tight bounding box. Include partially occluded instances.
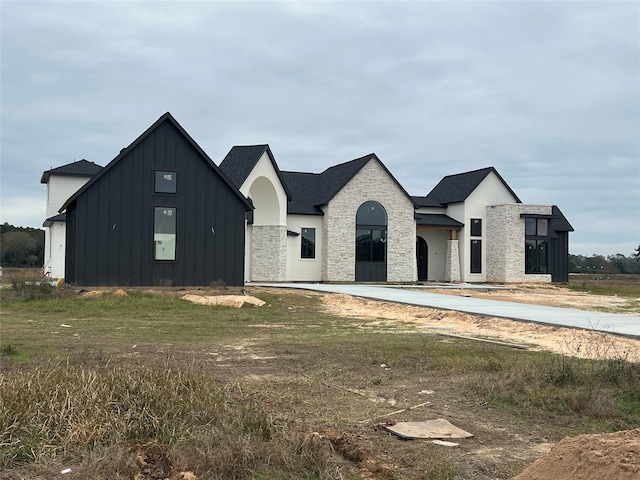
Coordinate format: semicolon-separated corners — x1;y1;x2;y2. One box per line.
251;225;287;281
321;159;416;282
444;240;461;282
486;204;552;283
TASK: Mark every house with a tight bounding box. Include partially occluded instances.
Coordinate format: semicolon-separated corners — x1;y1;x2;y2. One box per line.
41;159;103;278
220;148;573;284
52;113;252;286
42;113;573;286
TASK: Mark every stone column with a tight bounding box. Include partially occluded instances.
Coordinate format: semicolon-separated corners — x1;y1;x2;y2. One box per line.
445;239;461;282
251;225;287;281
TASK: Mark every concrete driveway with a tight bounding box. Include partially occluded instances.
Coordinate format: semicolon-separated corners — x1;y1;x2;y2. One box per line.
251;283;640;338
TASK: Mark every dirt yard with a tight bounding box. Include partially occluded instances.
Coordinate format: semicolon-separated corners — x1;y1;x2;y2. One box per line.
316;284;640;362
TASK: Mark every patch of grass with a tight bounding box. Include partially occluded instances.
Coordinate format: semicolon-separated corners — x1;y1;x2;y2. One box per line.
0;361;336;479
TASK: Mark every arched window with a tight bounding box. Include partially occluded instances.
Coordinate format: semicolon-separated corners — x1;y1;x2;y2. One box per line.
356;201;387;263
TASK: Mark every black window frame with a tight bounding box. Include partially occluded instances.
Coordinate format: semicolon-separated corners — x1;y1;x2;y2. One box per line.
153;206;177;261
301;227;316;259
470;239;482;274
525;217;550;274
470;218;482;237
155;170;177;194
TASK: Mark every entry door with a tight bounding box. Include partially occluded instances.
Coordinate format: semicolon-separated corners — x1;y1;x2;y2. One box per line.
416;236;428;281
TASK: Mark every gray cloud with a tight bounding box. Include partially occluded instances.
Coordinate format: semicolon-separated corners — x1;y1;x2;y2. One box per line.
1;1;638;256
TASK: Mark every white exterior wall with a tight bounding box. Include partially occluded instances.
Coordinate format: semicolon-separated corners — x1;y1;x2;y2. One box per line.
416;228;450;281
238;152;288;282
45;176;93;218
486;204;552;283
453;172;518;282
322;159;416;282
286;214;323;281
44;221;66;278
43;174;94;280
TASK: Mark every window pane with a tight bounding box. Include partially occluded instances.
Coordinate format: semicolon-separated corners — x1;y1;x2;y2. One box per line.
372;229;386;262
356;229;371;261
301;228;315;259
356;201;387;226
525;239;537;273
470;218;482;237
537;218;548;236
537;240;548;273
155;171;177;193
525;218;536;236
154;207;176;260
470;239;482;273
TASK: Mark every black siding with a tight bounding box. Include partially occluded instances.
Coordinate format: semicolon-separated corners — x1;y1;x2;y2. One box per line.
66;120;246;286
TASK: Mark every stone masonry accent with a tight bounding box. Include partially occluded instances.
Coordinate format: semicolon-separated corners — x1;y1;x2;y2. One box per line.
321;159;416;282
486;204;552;283
251;225;287;281
445;240;461;282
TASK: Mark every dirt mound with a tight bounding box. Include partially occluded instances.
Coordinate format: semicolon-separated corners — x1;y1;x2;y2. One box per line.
514;428;640;480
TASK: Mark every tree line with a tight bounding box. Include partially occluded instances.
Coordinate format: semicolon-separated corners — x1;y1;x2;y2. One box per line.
569;247;640;275
1;222;639;274
1;223;45;268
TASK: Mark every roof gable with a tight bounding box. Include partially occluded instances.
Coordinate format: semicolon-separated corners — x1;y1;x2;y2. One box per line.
61;112;252;212
282;154;417;215
40;159;102;184
426;167;521;204
219;144;292;200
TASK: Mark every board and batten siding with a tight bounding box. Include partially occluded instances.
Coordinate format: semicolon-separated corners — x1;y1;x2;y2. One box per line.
65;119;247;286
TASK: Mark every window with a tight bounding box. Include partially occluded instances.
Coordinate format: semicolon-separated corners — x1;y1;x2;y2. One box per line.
154;207;176;260
356;202;387;263
301;228;315;259
470;239;482;273
155;171;177;193
525;217;549;274
356;228;386;262
470;218;482;237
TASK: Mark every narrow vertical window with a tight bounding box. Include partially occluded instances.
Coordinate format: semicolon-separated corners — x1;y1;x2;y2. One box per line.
301;228;316;259
470;218;482;237
470;239;482;273
525;217;549;273
154;207;176;260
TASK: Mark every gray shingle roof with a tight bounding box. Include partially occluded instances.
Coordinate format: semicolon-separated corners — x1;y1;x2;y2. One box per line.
42;212;66;227
40;159;102;183
412;195;443;208
219;145;292;200
415;213;463;228
426;167;521;204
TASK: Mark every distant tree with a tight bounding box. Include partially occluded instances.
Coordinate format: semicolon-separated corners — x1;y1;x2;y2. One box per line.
0;223;45;267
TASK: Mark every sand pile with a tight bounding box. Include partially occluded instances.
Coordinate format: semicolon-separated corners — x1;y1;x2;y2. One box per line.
514;428;640;480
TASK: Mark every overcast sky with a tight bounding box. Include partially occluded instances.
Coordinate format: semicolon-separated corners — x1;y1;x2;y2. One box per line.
1;1;638;256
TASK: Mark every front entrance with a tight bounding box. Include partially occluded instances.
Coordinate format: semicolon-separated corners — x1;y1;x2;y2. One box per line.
416;236;428;281
355;201;387;282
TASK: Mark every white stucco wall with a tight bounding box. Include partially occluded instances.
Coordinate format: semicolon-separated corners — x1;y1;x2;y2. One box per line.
416;228;450;281
240;152;288;226
286;215;323;281
239;151;289;282
43;221;66;278
46;176;93;218
449;172;519;282
322;159;416;282
43;174;95;280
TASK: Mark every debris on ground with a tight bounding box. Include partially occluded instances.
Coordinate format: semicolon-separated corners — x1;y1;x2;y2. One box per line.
180;294;266;308
381;419;473;440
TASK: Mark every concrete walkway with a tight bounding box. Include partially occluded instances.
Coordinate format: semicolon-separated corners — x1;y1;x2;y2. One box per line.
251;283;640;338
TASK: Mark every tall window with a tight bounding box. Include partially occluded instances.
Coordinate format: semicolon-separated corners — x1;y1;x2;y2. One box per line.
525;218;549;274
154;207;176;260
470;218;482;274
356;201;387;262
301;228;316;259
